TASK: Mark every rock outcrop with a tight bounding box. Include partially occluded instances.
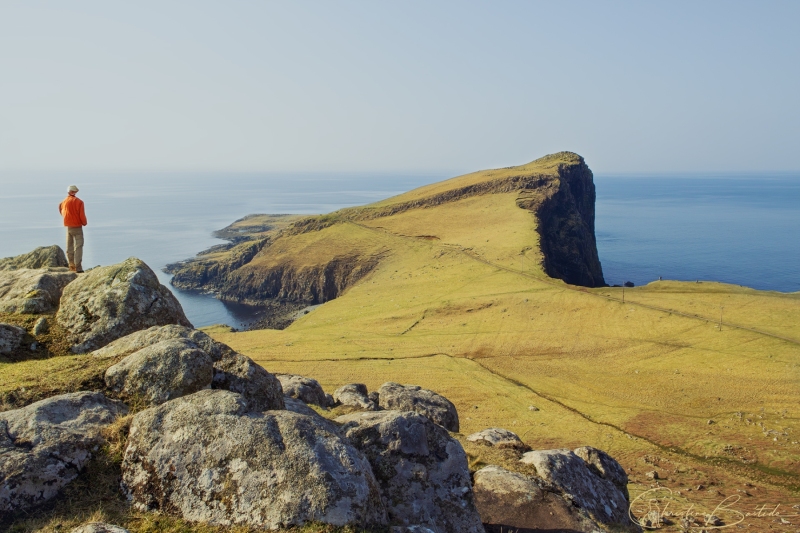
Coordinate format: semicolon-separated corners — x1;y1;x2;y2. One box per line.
56;258;191;353
466;427;529;451
104;339;214;407
122;390;386;529
0;324;26;355
0;245;69;271
473;465;598;533
520;448;630;526
91;324;230;361
336;410;484;533
376;382;459;432
333;383;378;411
0;268;76;314
0;392;127;513
211;351;285;411
277;374;329;408
95;325;284;411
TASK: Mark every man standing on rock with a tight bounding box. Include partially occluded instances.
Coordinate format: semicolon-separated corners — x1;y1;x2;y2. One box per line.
58;185;87;273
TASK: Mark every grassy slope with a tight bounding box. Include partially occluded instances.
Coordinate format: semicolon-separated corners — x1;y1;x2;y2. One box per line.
206;155;800;518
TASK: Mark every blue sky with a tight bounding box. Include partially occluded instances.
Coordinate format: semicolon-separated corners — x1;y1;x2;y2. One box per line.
1;1;798;173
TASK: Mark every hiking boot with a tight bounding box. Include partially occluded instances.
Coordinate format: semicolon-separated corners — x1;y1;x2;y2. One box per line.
69;264;77;272
75;264;84;274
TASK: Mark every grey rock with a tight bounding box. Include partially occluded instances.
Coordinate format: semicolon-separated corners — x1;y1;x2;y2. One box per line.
466;428;529;451
90;324;231;361
105;339;214;407
0;245;69;271
390;527;436;533
212;351;284;411
574;445;630;499
0;324;26;355
70;524;130;533
473;465;600;533
277;374;329;407
336;410;484;533
283;397;340;433
0;268;76;314
122;390;386;529
33;316;49;336
56;258;192;353
377;382;459;432
520;448;629;526
368;391;380;404
0;392;127;512
333;383;378;411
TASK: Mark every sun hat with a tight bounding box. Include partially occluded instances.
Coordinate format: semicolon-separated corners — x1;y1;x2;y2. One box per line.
68;185;79;193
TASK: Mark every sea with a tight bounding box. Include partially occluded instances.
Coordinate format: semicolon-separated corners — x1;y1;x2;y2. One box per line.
1;171;798;328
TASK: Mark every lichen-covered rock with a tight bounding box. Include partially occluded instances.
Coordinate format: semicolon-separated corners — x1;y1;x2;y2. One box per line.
0;268;76;314
473;465;598;533
0;392;127;513
574;445;630;501
336;410;483;533
520;448;629;526
333;383;377;411
0;245;69;270
56;258;192;353
466;428;529;451
0;324;26;354
32;316;49;336
212;351;284;411
105;339;213;406
91;324;230;361
277;374;329;407
377;382;459;432
70;524;130;533
122;390;386;529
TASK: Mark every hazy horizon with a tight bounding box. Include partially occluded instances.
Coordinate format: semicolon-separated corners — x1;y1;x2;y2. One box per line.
2;1;799;176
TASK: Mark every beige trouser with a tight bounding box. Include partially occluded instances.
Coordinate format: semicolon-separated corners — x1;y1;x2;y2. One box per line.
66;226;84;269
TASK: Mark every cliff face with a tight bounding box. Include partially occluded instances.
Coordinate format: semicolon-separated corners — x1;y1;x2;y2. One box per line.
217;253;383;306
520;157;605;287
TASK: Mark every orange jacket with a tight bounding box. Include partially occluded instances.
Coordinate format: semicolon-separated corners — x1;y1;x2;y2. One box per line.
59;195;87;227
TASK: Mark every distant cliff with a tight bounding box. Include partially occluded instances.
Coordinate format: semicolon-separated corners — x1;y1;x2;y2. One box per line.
166;152;605;327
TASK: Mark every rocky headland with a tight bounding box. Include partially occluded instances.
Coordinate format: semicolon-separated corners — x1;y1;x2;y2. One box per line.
166;152;605;329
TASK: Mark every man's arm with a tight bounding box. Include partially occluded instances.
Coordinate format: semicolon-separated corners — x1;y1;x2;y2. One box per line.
80;201;87;226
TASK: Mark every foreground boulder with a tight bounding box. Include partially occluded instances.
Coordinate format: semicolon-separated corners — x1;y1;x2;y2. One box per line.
94;325;284;411
466;428;529;451
0;245;69;271
0;268;76;314
105;339;214;407
0;324;26;355
91;324;230;361
277;374;329;407
376;382;459;432
122;390;386;529
0;392;127;513
520;448;630;526
333;383;378;411
336;410;484;533
212;351;284;411
56;258;191;353
473;465;599;533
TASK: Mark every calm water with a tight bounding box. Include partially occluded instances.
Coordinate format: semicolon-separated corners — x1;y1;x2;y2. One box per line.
595;174;800;292
1;171;798;328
